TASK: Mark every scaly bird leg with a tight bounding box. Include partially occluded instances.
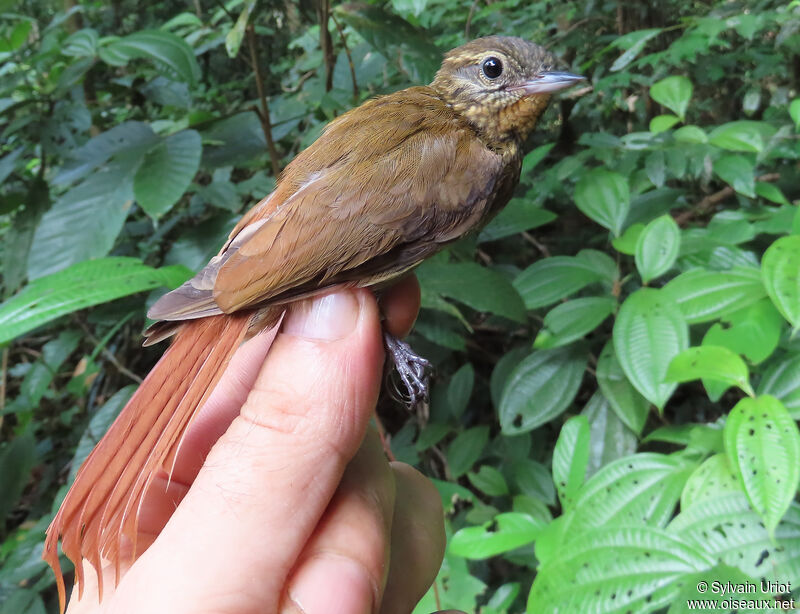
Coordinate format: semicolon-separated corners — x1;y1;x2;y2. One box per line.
383;331;431;407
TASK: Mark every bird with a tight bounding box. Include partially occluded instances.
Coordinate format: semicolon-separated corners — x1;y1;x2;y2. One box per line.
42;35;583;609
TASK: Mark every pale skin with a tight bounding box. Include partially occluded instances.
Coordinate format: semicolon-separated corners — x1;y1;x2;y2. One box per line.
67;276;446;614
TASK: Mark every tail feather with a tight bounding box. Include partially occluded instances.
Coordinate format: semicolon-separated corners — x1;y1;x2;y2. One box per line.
43;313;254;611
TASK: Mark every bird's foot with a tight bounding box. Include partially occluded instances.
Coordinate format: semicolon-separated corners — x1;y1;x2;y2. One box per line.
383;332;431;407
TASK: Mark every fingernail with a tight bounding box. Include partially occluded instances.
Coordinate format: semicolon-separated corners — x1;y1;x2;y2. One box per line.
288;555;374;614
282;291;360;341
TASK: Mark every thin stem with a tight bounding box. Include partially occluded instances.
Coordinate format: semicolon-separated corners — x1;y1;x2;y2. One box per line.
318;0;334;92
246;24;282;177
331;13;358;102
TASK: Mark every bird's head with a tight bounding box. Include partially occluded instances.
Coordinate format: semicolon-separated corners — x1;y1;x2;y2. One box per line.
431;36;584;148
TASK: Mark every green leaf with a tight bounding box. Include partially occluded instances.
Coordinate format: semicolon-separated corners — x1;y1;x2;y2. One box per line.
761;235;800;332
581;392;638;476
447;426;489;477
612;223;645;255
225;0;256;58
758;354;800;419
610;28;661;72
574;168;630;236
552;416;590;511
680;454;740;511
702;299;783;366
521;143;555;175
665;346;753;396
513;251;613;309
534;297;615;349
450;512;545;559
499;346;586;435
635;214;680;283
478;198;556;242
0;433;36;523
663;267;766;324
613;289;688;410
417;261;525;322
596;342;650;434
0;258;191;344
790;99;800;130
713;154;755;198
28;160;138;279
467;465;509;497
101;30;201;84
755;182;790;206
650;76;693;120
447;363;474;418
566;453;694;533
649;114;680;134
709;120;775;153
673;125;708;144
62;28;99;57
0;19;31;52
528;526;713;613
134;130;202;218
724;396;800;536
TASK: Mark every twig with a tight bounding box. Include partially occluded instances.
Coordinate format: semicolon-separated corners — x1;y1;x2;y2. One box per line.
331;13;358;102
464;0;479;39
317;0;334;92
280;70;315;93
674;173;780;226
522;231;551;257
246;24;282;178
74;317;144;385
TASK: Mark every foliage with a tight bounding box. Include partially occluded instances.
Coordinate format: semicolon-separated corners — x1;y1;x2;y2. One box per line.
2;0;800;612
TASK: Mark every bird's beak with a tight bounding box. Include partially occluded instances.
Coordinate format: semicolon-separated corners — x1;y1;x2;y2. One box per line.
512;71;586;95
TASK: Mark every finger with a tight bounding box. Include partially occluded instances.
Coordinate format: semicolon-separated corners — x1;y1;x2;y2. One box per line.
135;326;281;539
380;275;420;339
280;428;395;614
109;289;385;613
380;464;446;614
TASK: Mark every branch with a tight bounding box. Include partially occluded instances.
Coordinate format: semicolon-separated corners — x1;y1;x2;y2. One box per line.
246;24;282;178
674;173;780;226
317;0;334;92
332;13;358;102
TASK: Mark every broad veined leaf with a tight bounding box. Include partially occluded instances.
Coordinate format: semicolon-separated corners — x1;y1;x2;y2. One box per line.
134;130;202;218
534;297;615;349
446;426;489;478
609;28;661;72
708;120;776;153
613;289;688;410
702;299;783;367
447;363;474;418
612;222;645;255
449;512;545;559
680;454;740;511
528;526;713;613
478;198;556;242
635;214;680;283
573;168;630;236
0;258;191;344
100;30;201;84
649;114;680;134
713;154;755;197
521;143;555;174
669;493;794;581
467;465;508;497
513;251;612;309
62;28;99;57
499;346;586;435
596;341;650;434
552;416;590;511
225;0;256;58
673;125;707;144
665;346;754;396
416;260;525;322
650;75;693;120
663;267;765;323
580;392;638;477
565;453;694;533
724;395;800;536
757;354;800;419
761;235;800;332
28;160;139;279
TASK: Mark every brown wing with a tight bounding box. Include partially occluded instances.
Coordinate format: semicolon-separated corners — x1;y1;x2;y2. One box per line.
148;87;504;323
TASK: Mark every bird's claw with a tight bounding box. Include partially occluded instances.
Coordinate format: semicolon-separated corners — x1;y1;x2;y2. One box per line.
383;332;431;407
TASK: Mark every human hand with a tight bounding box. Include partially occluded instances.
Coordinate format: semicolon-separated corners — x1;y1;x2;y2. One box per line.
67;276;445;614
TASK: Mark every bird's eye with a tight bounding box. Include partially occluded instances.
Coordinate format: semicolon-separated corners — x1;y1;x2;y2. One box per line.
482;57;503;79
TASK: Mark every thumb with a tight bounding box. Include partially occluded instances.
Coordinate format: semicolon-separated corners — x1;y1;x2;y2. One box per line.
116;289;385;613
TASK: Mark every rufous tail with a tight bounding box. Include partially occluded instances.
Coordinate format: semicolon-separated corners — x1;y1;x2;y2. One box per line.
43;312;254;611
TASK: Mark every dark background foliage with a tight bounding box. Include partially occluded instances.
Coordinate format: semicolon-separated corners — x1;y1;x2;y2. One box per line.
1;0;800;612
